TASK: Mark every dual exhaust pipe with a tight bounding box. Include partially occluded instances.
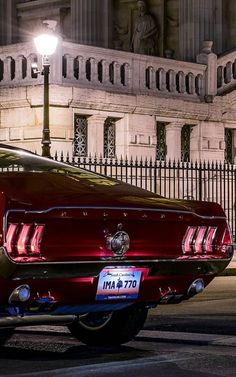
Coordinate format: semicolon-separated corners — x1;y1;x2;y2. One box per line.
160;278;205;304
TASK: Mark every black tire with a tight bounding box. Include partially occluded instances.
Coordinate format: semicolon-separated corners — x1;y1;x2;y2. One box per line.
0;328;14;345
68;304;148;346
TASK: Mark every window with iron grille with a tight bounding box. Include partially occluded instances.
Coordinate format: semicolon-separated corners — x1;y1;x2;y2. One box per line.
225;128;233;163
156;122;167;160
74;114;88;156
104;118;116;158
181;124;192;162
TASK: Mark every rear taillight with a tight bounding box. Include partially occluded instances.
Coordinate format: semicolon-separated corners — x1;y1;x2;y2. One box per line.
204;227;217;253
193;226;207;254
30;225;45;255
16;224;32;255
216;226;233;255
5;223;18;254
182;226;196;253
182;226;217;255
4;223;45;262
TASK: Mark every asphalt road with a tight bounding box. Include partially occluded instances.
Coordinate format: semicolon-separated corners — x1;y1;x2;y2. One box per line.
0;277;236;377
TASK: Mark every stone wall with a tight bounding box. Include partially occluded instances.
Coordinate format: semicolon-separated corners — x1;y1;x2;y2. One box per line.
0;80;235;162
0;4;236;162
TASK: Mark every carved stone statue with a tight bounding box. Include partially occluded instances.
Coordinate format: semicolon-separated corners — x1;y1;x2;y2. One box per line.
131;0;158;55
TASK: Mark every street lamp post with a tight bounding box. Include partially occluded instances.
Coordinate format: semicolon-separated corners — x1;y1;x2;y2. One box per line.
41;56;50;158
33;21;58;158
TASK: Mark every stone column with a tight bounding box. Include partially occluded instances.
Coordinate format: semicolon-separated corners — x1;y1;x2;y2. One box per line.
0;0;17;45
223;1;236;51
165;122;183;161
87;115;107;156
189;124;200;161
179;0;222;61
71;0;112;48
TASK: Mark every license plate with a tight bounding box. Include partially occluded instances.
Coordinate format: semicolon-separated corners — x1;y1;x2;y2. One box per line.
96;267;142;301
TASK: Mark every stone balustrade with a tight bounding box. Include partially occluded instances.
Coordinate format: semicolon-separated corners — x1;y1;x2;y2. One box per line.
1;39;235;101
217;51;236;95
0;42;41;85
61;41;207;100
144;59;205;98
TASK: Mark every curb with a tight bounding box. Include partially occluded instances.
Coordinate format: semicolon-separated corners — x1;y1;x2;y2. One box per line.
138;330;236;346
219;268;236;276
219;246;236;276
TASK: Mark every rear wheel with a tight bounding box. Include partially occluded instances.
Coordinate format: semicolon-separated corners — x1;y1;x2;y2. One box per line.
0;328;14;345
68;304;148;346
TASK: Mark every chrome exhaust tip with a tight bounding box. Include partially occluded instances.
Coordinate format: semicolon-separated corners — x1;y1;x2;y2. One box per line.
9;285;30;304
187;279;204;297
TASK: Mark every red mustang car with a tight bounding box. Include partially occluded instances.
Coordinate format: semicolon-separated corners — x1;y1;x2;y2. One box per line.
0;145;233;346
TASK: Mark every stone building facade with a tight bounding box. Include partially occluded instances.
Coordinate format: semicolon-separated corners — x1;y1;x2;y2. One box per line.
0;0;236;162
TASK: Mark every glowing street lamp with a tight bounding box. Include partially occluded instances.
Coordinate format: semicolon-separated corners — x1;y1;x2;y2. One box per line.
33;20;58;158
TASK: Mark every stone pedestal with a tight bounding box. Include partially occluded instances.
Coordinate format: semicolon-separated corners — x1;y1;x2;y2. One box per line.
197;41;217;102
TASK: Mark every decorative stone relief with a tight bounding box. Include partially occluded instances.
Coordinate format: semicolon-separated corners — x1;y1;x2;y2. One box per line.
113;0;160;56
130;133;154;145
129;134;138;144
164;0;179;59
131;0;158;55
202;138;209;150
113;1;131;51
113;0;179;57
208;139;220;150
219;140;226;150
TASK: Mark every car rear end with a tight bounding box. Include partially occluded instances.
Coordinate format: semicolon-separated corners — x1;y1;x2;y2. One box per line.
0;198;233;315
0;146;233;346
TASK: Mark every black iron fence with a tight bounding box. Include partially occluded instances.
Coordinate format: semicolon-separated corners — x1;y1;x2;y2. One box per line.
55;154;236;241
